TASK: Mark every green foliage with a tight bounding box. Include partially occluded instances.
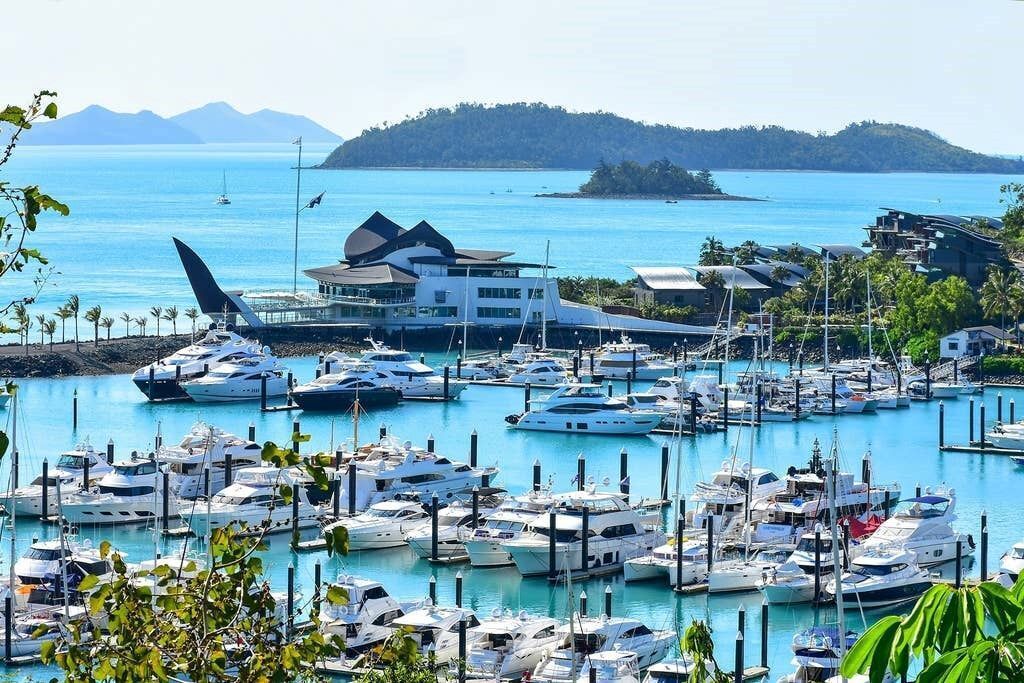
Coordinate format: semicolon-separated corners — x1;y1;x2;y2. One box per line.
980;355;1024;376
354;630;449;682
904;331;941;364
998;182;1024;250
556;275;635;307
840;577;1024;683
679;620;730;683
320;103;1024;172
639;301;698;323
578;158;721;196
698;236;726;266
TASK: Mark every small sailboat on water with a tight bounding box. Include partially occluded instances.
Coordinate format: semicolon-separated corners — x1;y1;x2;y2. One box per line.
215;171;231;205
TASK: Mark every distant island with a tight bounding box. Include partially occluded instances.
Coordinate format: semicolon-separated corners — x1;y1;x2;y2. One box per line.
538;159;754;200
20;102;342;145
320;102;1024;173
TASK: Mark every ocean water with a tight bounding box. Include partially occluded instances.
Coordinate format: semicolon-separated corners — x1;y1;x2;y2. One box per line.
3;143;1022;342
2;358;1022;680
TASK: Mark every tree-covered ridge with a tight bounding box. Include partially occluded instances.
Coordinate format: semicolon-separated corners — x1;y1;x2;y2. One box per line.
577;159;721;196
321;102;1024;173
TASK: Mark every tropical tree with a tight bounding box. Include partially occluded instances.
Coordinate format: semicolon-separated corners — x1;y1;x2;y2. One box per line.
134;316;147;336
770;264;792;285
99;316;114;342
42;318;56;350
119;311;132;337
698;236;726;266
150;305;163;336
13;303;30;354
734;239;760;265
184;306;200;340
66;294;80;351
55;305;72;343
980;265;1019;339
83;304;102;348
162;305;179;335
35;312;45;345
841;576;1024;683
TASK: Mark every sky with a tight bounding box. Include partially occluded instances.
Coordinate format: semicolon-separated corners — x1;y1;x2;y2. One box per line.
5;0;1023;153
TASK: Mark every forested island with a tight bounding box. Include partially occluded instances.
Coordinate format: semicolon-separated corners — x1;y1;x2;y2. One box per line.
320;102;1024;173
538;159;753;200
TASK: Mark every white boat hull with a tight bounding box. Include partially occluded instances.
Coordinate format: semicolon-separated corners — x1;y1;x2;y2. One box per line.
183;377;289;402
62;496;169;525
465;538;514;567
505;533;663;577
512;414;659;435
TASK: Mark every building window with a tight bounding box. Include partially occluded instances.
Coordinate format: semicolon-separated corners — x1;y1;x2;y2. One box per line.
477;307;521;319
529;288;545;300
478;287;522;299
947;341;959;350
431;306;458;317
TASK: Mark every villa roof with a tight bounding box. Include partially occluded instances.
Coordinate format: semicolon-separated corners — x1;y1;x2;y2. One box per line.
740;263;805;287
693;266;772;290
303;262;419;286
630;266;705;291
817;244;867;260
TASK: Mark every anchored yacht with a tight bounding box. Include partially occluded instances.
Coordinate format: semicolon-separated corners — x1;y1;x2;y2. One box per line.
181;350;289;402
158;422;262;499
591;335;682;380
860;486;974;567
758;531;846;605
327;500;429;551
827;545;931;609
319;576;422;657
506;358;568;385
391;605;480;664
405;489;506;560
343;340;469;399
14;537;112;585
465;490;556;567
623;539;709;586
131;323;261;400
465;610;562;680
1;442;113;517
61;457;167;525
506;384;661;435
290;364;402;411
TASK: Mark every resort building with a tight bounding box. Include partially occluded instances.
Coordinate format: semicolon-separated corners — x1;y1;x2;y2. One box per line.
631;263;806;310
939;326;1013;359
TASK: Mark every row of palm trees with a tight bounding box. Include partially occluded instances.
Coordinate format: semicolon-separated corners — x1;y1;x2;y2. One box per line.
10;297;204;353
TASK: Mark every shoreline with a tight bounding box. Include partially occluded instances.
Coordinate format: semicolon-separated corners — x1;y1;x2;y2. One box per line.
535;191;762;201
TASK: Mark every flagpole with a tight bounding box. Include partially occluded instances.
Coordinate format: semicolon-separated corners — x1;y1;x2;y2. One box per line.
293;138;303;295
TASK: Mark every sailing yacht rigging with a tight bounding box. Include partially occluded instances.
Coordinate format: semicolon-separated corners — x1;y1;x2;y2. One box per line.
215;171;231;205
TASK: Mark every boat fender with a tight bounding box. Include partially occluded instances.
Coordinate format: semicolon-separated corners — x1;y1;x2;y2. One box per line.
967;534;976;550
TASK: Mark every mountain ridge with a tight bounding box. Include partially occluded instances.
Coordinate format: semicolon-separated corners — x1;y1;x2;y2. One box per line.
320;102;1024;173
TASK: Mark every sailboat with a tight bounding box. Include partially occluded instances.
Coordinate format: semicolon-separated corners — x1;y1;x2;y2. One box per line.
215;171;231;205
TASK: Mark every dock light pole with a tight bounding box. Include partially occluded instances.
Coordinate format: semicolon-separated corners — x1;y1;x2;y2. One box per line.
291;136;326;296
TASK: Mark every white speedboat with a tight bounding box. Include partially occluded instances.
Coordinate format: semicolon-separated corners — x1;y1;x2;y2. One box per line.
392;605;480;664
466;609;562;680
691;462;785;536
758;531;844;605
159;422;262;499
586;651;642;683
827;546;931;609
506;384;661;435
61;457;167;525
345;340;469;399
327;500;429;551
643;656;718;683
465;490;556;567
984;422;1024;450
405;489;505;560
14;537;112;585
507;358;568;385
503;489;664;577
591;335;681;380
1;442;113;517
707;545;792;593
777;626;859;683
531;614;675;682
623;539;709;586
1000;540;1024;580
181;351;289;402
131;322;260;400
320;575;422;657
925;381;964;399
860;486;974;567
290;364;402;411
182;466;326;536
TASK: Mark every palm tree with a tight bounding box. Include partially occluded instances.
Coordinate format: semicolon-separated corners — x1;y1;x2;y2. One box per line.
35;313;46;346
184;307;200;341
770;264;791;285
42;318;57;351
119;311;132;338
84;305;102;347
698;236;726;266
100;316;115;342
66;294;81;351
150;306;163;336
13;303;30;355
162;305;179;336
134;316;148;336
55;305;72;343
980;265;1019;341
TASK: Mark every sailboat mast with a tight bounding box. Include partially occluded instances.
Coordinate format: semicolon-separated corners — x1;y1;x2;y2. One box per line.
8;394;17;595
55;475;71;619
541;241;550;351
824;256;830;369
825;442;847;657
222;170;227;195
866;268;873;360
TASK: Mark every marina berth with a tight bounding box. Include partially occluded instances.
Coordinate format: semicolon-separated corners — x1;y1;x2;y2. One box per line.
622;539;709;586
404;488;506;560
590;334;683;380
289;363;402;411
757;530;847;605
690;462;785;536
706;545;792;594
180;349;289;402
506;357;568;385
505;384;661;435
158;422;262;499
1;442;113;517
326;500;429;551
130;322;262;401
61;456;168;525
465;489;558;567
465;609;562;680
327;340;469;399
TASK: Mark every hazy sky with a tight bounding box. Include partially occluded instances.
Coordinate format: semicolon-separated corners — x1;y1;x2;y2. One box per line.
6;0;1022;153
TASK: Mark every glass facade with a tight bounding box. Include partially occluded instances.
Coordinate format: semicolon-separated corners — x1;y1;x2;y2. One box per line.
477;307;522;319
478;287;522;299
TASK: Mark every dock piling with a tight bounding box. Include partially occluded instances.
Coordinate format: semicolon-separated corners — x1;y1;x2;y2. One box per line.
82;456;90;490
248;422;256;442
831;374;837;414
41;459;49;517
260;375;268;411
456;354;462;380
626;371;632;396
604;585;612;618
939;401;945;448
286;372;294;406
579;591;587;617
581;506;590;574
607;382;613;398
723;387;729;430
675;516;684;589
348;460;357;517
107;439;114;465
795;379;802;420
290;483;300;544
444;366;450;400
619;448;629;502
980;405;986;449
379;423;387;440
548;508;557;580
532;460;542;492
734;631;744;683
471;486;480;529
470;430;478;467
4;596;12;664
660;444;669;502
631;349;638;379
998;393;1003;422
981;510;988;581
813;527;822;602
427;434;435;453
760;598;769;668
332;449;342;518
429;575;436;605
706;516;715;573
430;493;439;562
458;617;467;683
286;564;295;638
224;453;233;488
525;382;531;412
291;418;300;454
955;539;963;588
1012;399;1016;424
455;571;463;608
161;472;170;530
577;452;586;491
313;561;322;616
72;389;79;431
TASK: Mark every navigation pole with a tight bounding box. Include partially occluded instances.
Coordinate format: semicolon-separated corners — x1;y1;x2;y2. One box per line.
292;137;303;295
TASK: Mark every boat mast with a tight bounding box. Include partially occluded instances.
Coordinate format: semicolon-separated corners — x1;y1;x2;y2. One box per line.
541;241;550;351
866;268;873;361
824;255;830;370
7;393;17;597
222;170;227;196
825;436;847;658
292;137;303;296
54;476;71;619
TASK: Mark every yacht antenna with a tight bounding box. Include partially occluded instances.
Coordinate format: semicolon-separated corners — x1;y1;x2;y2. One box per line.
292;137;303;295
541;240;550;351
352;397;360;449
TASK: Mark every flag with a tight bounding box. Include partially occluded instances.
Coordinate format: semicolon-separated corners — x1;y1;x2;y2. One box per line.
292;137;302;145
306;191;325;209
619;476;630;487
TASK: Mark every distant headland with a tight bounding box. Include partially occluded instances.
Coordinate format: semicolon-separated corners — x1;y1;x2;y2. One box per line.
320;102;1024;173
536;159;759;201
20;101;342;145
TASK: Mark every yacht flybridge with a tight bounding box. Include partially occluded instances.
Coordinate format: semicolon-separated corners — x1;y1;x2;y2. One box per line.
506;384;661;435
61;456;166;525
859;486;973;567
465;610;562;680
131;323;261;400
590;335;683;380
320;340;469;399
158;422;262;499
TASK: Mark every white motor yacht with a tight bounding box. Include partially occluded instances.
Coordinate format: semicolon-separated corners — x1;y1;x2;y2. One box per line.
758;531;844;605
465;490;556;567
623;539;709;586
643;656;718;683
1000;540;1024;580
320;575;422;657
131;322;260;400
14;537;112;585
327;500;429;551
1;442;113;517
983;421;1024;450
691;462;785;536
507;358;568;385
777;626;859;683
158;422;262;499
391;605;480;664
61;456;167;525
826;545;931;609
405;489;505;560
466;610;562;680
181;350;289;402
346;340;469;399
586;651;642;683
506;384;661;435
502;489;664;577
707;545;792;593
531;614;675;682
860;486;974;567
591;335;680;380
290;363;402;411
182;466;327;536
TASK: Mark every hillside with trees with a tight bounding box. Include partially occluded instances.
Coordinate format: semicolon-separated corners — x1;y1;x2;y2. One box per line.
320;103;1024;172
543;159;726;198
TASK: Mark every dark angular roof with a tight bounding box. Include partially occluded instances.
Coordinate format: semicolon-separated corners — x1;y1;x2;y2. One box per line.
352;219;456;264
304;262;419;286
343;211;407;261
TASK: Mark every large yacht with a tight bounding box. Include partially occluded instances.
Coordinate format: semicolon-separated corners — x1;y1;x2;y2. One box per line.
859;486;974;567
531;615;675;681
1;442;113;517
590;335;681;380
466;610;563;680
506;358;568;385
158;422;262;499
327;500;429;551
506;384;661;435
757;530;847;605
391;605;481;664
502;490;664;577
690;462;786;536
826;545;931;609
290;364;402;411
180;351;290;402
465;490;557;567
61;456;166;525
623;539;710;586
319;576;422;657
130;323;261;400
14;537;112;585
404;489;506;560
343;340;469;399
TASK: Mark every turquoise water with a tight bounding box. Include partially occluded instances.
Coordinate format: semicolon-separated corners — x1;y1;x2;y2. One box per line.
3;357;1022;679
3;144;1022;342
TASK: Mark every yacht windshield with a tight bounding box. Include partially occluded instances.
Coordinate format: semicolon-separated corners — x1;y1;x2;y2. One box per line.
795;536;832;553
23;547;62;561
853;562;907;577
57;454;87;469
364;508;402;519
572;633;604;654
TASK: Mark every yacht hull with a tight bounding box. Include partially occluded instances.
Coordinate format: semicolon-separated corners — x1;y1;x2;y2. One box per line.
291;388;401;411
183;377;289;402
132;377;192;401
505;533;662;577
465;538;515;567
511;415;658;435
836;580;931;608
759;578;818;605
62;498;168;525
